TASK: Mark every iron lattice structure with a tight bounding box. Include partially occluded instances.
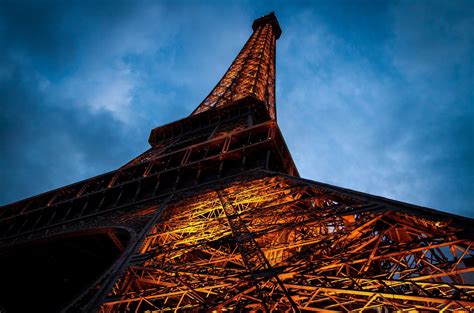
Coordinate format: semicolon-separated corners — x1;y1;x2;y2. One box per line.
0;12;473;313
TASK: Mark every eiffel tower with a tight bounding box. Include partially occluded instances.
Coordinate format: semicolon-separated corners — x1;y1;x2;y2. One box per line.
1;12;473;312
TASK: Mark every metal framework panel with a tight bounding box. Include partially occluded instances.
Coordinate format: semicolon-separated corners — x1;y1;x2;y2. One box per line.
98;174;474;312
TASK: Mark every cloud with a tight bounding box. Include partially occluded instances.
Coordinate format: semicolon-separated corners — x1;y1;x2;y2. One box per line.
0;57;136;202
276;2;474;216
60;61;136;123
0;0;254;204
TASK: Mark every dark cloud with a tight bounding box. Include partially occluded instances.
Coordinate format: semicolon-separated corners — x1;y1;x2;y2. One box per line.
277;1;473;217
0;1;147;202
0;0;252;204
0;52;142;202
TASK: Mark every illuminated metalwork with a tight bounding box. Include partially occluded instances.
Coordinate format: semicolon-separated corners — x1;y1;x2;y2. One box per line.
97;175;474;312
0;12;472;313
192;13;280;119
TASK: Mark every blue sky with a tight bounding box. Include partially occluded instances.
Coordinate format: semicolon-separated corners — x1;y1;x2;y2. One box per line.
1;0;473;217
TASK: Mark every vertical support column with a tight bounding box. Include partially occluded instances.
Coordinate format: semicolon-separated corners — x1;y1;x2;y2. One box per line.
64;194;175;312
216;190;300;312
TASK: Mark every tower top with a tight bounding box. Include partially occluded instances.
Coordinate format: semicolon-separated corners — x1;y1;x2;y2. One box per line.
191;12;281;119
252;12;282;39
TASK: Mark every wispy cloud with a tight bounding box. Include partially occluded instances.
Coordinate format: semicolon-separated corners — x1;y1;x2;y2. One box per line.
276;2;473;216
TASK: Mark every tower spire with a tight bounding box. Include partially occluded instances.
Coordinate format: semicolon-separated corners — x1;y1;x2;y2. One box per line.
192;12;281;119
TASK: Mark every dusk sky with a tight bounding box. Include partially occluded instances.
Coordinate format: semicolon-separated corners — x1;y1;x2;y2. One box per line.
1;0;473;217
